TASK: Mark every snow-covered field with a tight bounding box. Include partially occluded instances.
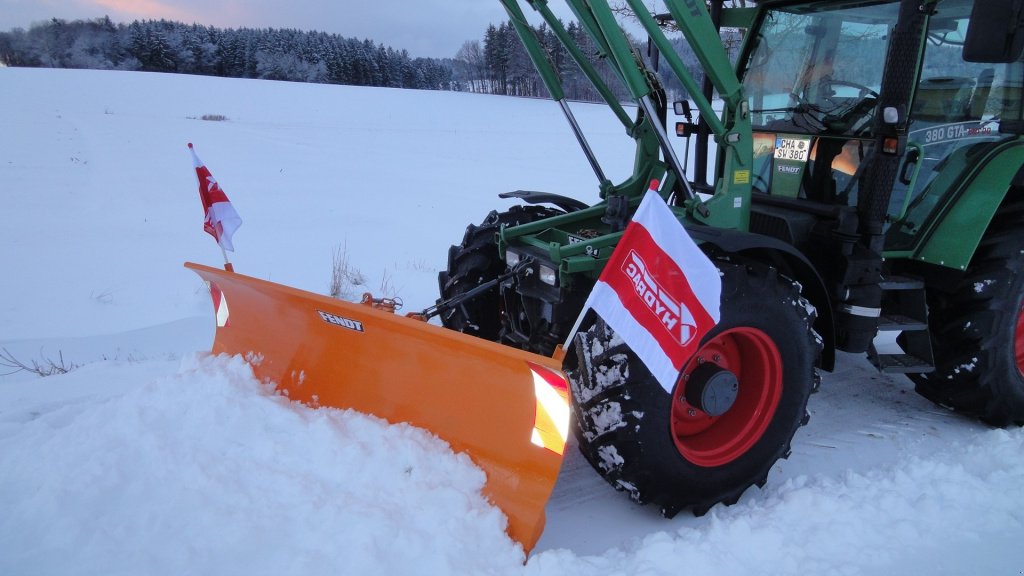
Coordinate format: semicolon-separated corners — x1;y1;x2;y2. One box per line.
1;67;1021;575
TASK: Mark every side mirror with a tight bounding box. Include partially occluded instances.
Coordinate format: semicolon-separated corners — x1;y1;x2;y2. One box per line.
964;0;1024;63
673;100;693;118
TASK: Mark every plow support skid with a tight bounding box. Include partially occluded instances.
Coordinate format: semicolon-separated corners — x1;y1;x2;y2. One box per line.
186;263;568;553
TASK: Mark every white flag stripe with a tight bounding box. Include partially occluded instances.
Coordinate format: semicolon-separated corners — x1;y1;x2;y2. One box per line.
587;282;682;391
207;201;242;252
631;192;720;324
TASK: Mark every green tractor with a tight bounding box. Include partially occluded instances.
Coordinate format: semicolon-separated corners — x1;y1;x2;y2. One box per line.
438;0;1024;516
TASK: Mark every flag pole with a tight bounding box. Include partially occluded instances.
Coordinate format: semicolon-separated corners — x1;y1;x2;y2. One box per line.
220;244;234;272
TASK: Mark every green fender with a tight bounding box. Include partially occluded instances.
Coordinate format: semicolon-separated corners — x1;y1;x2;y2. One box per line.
895;141;1024;271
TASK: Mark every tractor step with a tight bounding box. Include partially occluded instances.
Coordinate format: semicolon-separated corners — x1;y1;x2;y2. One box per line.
868;276;935;374
871;352;934;373
876;312;928;332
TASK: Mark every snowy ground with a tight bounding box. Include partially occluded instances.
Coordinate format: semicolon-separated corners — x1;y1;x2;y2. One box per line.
1;68;1021;575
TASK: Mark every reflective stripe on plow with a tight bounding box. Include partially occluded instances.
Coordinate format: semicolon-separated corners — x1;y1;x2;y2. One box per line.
208;281;230;328
528;362;570;455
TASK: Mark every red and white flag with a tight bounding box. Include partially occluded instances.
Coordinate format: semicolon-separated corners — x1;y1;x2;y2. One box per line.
188;143;242;252
581;184;721;392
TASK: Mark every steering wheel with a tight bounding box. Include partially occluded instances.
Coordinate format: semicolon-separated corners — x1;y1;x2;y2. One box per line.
823;79;880;134
828;79;880;100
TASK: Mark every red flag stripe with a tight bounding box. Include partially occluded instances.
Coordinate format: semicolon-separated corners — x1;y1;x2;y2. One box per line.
601;223;716;372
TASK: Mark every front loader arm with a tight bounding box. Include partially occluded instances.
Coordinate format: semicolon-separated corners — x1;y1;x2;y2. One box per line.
502;0;752;228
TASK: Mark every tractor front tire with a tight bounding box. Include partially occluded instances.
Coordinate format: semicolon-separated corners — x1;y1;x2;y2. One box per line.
566;262;819;516
911;199;1024;426
438;205;562;341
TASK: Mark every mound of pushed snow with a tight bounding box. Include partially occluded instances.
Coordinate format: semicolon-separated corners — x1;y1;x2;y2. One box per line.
0;354;524;575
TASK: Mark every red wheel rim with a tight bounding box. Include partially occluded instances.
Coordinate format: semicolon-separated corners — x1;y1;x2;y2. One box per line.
1016;304;1024;377
671;327;783;468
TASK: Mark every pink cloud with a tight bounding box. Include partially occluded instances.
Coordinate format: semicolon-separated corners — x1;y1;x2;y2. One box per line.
91;0;198;22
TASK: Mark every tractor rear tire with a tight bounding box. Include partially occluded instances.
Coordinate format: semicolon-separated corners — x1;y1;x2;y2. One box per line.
566;262;819;516
438;205;562;341
910;199;1024;426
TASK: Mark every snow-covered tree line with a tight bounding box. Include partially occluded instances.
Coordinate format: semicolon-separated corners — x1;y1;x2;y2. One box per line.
0;17;456;90
457;19;742;102
0;16;605;97
452;20;629;101
0;15;741;101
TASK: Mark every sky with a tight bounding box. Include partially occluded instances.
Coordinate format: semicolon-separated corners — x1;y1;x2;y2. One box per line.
0;0;581;59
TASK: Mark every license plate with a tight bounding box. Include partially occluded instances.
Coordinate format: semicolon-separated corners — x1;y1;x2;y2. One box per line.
774;137;811;162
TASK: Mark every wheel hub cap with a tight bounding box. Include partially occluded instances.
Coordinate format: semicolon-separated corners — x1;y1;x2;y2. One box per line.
685;363;739;417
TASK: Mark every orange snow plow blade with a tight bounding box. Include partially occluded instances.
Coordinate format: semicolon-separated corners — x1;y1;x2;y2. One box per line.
186;262;569;553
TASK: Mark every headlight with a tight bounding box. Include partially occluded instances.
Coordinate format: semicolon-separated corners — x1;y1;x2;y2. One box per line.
539;264;558;286
506;250;521;268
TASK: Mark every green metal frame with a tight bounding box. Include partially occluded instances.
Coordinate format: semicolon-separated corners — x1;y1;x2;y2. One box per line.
496;0;753;282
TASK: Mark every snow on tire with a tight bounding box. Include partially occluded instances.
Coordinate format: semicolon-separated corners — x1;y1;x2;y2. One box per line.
566;261;820;516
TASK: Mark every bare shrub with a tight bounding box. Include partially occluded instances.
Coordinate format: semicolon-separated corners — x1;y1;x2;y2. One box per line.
378;268;396;299
0;348;79;377
329;243;367;301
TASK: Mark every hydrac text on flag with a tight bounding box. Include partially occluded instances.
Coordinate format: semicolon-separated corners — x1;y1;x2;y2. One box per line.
582;189;721;393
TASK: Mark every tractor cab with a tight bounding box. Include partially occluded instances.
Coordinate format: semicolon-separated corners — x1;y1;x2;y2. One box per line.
740;0;1024;236
741;1;895;205
732;0;1024;361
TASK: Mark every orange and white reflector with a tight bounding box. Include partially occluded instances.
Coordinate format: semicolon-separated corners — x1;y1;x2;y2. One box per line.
528;362;570;455
207;281;230;327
